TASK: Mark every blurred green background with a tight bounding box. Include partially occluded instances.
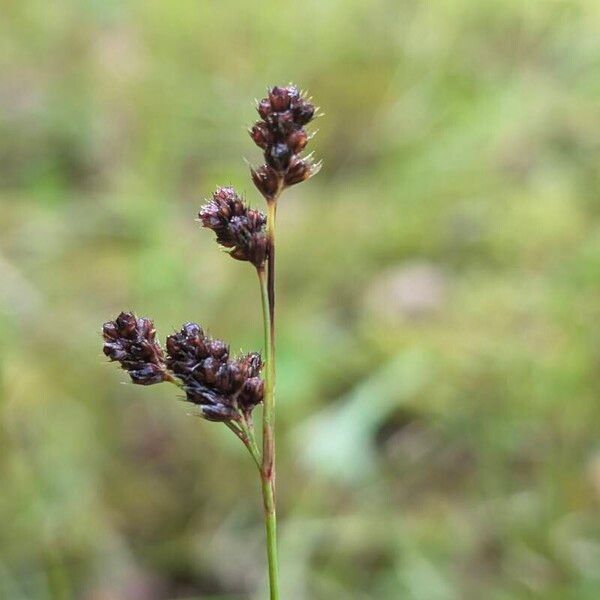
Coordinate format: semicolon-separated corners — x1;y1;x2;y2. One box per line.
1;1;599;598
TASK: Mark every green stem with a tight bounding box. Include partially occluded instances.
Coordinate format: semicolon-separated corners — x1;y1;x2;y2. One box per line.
235;418;261;469
263;200;277;483
261;473;279;599
258;236;279;599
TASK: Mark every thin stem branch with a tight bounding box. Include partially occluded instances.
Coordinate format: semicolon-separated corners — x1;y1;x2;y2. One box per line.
236;417;261;469
243;414;262;464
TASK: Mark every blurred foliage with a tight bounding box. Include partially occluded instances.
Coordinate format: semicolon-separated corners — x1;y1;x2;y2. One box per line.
0;1;599;598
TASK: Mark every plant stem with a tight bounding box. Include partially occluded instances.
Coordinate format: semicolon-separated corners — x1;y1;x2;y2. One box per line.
267;201;277;332
258;203;278;598
226;420;261;469
261;472;279;600
263;200;277;482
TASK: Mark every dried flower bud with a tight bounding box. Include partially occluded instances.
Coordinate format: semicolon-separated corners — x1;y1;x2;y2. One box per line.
286;129;308;154
257;98;272;119
201;403;239;422
268;86;293;111
250;164;281;200
199;187;268;268
103;312;169;385
239;377;264;410
249;122;273;150
291;98;315;126
235;352;264;410
166;324;264;421
284;155;321;186
266;111;295;137
266;143;292;171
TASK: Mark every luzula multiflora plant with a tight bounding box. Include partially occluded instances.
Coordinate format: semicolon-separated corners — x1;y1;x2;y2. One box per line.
102;86;319;599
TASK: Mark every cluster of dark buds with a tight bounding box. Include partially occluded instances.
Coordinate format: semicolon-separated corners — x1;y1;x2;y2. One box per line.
250;85;320;200
199;187;268;269
101;84;321;600
102;312;170;385
166;323;263;422
102;314;263;424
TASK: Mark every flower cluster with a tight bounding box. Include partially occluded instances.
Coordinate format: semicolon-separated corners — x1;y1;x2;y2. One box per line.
199;187;268;269
250;85;320;200
166;323;264;422
102;84;321;430
102;313;264;423
102;312;169;385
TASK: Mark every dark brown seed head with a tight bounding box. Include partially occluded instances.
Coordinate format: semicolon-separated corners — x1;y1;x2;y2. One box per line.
166;324;264;421
102;312;168;385
259;86;315;130
251;85;319;196
199;187;268;268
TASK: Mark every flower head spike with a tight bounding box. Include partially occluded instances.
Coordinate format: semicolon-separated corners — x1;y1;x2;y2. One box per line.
102;312;169;385
199;187;268;268
166;323;264;421
250;85;319;199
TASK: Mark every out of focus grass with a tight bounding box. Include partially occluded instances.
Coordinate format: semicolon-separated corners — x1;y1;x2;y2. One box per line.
0;1;599;598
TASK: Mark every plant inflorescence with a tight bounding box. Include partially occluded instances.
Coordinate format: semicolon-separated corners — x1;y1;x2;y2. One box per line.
101;85;319;600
